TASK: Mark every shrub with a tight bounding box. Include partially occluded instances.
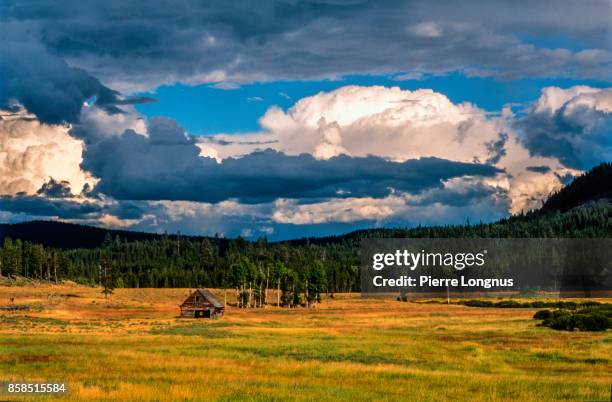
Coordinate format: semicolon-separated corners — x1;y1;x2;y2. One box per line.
534;305;612;332
495;300;522;308
462;300;494;308
533;309;552;320
460;299;602;309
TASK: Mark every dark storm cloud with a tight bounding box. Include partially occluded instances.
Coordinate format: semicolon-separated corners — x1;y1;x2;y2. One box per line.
0;39;102;124
0;24;155;124
94;87;157;115
1;0;609;95
36;178;73;198
83;117;502;203
0;196;100;219
0;194;148;221
515;90;612;170
407;181;509;209
526;165;552;174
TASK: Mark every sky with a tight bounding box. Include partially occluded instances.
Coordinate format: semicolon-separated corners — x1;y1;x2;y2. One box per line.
0;0;611;240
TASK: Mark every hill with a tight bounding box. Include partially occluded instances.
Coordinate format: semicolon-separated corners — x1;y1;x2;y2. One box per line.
0;220;222;249
540;162;612;213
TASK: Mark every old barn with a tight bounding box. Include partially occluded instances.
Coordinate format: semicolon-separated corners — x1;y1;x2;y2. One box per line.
180;289;224;318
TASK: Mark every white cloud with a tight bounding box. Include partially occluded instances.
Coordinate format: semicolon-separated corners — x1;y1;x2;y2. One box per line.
76;105;147;141
531;86;607;114
272;197;403;224
0;109;97;196
212;85;496;162
313;118;347;159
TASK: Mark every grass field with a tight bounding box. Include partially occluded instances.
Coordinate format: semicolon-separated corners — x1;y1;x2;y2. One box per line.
0;284;610;401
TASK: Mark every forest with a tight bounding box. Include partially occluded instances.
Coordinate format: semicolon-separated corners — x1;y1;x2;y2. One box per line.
0;163;610;305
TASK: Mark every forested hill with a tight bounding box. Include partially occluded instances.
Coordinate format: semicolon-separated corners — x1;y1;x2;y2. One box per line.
540;162;612;213
0;220;226;250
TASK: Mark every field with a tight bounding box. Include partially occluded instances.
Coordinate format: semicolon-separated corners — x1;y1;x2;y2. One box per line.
0;284;610;401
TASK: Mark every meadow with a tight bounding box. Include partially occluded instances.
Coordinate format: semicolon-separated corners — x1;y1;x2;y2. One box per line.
0;284;610;401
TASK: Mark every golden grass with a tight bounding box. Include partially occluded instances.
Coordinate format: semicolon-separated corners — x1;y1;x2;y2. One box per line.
0;284;610;401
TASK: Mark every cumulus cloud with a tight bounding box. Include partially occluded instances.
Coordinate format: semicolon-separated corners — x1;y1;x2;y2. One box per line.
516;86;612;169
0;109;96;196
256;85;499;162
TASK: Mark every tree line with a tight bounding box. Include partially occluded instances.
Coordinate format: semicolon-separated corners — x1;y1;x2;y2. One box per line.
0;205;610;306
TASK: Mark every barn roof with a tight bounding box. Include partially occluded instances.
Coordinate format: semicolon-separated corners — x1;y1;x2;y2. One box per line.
196;288;223;308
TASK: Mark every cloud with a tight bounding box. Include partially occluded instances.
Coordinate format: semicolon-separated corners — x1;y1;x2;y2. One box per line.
256;85;499;162
516;86;612;170
272;176;510;225
0;192;150;226
0;37;101;124
36;178;73;198
0;28;148;125
526;165;552;174
0;195;101;220
393;72;424;81
0;109;96;196
71;104;147;143
0;20;156;126
83;116;501;203
200;85;582;212
1;0;608;94
409;22;442;38
126;200;271;237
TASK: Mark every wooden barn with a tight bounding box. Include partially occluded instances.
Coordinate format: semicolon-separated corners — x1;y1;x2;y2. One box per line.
180;288;224;318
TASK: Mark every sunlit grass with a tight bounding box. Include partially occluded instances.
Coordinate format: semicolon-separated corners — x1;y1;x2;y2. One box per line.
0;285;610;401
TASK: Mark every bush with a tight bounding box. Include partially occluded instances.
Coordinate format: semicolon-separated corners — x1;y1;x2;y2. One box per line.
462;300;494;308
534;305;612;332
533;309;552;320
459;299;602;309
574;312;609;331
495;300;522;308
